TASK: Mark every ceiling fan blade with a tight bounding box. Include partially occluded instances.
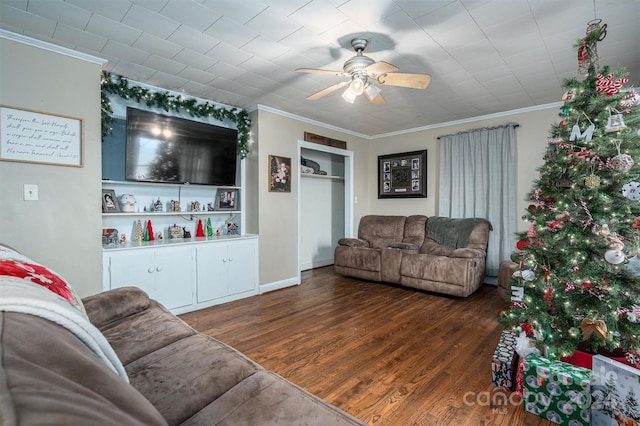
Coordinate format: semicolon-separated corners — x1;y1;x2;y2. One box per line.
368;92;385;105
364;61;398;76
377;72;431;89
295;68;346;77
307;81;349;100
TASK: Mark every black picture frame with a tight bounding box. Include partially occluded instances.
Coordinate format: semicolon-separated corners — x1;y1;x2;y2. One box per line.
378;150;427;199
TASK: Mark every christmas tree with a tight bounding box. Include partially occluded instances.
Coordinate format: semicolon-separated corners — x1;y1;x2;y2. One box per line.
500;20;640;360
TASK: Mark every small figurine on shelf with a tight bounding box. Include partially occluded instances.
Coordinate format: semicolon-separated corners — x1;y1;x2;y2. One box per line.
170;200;181;212
206;218;213;237
195;219;205;237
226;222;238;235
147;220;155;241
156;231;163;240
183;227;192;238
207;202;215;212
134;220;144;243
153;197;163;212
120;234;127;244
191;201;201;212
216;228;221;236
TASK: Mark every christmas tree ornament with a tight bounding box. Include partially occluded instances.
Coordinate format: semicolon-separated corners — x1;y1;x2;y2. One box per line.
622;181;640;200
556;172;573;189
561;89;576;104
569;123;595;142
134;219;144;242
596;73;628;96
584;173;600;189
605;107;627;132
604;249;625;264
512;268;535;281
580;318;607;341
577;19;606;73
610;140;634;172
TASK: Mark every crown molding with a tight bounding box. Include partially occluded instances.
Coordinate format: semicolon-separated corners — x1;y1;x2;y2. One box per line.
250;102;563;140
0;29;107;67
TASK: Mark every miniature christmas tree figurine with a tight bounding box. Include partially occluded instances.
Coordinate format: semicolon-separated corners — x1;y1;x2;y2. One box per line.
195;219;205;238
147;220;154;241
134;219;144;243
206;218;213;237
500;20;640;360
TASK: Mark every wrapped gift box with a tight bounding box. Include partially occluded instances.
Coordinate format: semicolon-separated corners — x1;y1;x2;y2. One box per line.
491;329;519;390
591;355;640;426
522;355;591;425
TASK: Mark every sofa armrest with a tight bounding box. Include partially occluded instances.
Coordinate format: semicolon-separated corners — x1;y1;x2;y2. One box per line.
449;248;486;258
338;238;369;248
388;242;419;251
82;286;151;329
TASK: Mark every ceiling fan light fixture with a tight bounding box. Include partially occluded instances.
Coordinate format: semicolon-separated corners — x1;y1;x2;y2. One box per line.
364;83;381;101
341;87;357;103
349;76;365;96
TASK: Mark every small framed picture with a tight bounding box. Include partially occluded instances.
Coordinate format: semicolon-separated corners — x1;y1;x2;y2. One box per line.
215;189;238;210
102;189;120;213
268;155;291;192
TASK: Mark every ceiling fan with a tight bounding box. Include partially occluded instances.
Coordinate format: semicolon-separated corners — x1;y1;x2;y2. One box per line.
295;38;431;105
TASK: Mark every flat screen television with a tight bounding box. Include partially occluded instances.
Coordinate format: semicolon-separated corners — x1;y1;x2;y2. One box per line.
124;107;238;186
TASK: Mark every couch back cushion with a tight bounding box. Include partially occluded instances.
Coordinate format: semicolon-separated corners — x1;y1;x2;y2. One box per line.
425;217;491;250
358;215;406;249
403;215;427;246
0;312;167;426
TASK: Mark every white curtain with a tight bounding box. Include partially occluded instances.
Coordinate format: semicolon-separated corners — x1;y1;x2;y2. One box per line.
438;123;517;276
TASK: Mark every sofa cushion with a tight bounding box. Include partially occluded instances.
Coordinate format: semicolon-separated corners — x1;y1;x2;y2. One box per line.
125;333;260;425
83;286;150;329
97;301;197;365
334;246;381;272
0;312;167;426
181;371;364;426
337;238;368;248
402;215;427;246
358;215;406;249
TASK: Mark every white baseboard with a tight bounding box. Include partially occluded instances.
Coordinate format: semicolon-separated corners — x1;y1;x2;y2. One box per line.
300;259;334;271
260;276;299;294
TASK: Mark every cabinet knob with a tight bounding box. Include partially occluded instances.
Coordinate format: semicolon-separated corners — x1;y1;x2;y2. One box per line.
148;267;154;273
223;258;227;263
228;257;233;262
156;266;163;272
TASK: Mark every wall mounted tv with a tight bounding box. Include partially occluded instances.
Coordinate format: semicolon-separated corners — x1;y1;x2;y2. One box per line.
122;107;238;186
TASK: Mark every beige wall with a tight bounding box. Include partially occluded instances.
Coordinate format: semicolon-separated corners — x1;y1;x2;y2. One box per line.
0;37;104;297
368;107;559;233
253;109;368;286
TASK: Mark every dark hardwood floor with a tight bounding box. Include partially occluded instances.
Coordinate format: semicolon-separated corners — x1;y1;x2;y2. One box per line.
179;266;554;426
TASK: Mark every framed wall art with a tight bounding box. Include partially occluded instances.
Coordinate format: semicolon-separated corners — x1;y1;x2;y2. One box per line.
0;105;83;167
378;150;427;199
268;155;291;192
215;189;238;210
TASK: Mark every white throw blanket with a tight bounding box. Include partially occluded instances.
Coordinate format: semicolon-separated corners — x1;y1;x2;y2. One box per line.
0;278;129;382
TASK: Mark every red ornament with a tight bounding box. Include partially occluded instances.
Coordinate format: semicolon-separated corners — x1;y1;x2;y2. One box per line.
516;239;529;250
544;287;553;302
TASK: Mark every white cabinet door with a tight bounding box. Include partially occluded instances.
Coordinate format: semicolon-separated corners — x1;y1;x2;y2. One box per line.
154;246;193;310
105;246;193;311
195;244;228;303
106;250;156;298
227;239;256;295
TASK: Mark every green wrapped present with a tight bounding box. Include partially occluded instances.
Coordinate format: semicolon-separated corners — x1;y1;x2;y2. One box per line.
522;355;591;425
491;329;518;389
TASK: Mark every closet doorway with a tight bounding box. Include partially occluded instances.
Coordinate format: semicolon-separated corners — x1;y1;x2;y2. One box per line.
297;141;353;278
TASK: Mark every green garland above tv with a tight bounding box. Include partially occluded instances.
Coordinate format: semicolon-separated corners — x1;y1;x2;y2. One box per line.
101;71;251;159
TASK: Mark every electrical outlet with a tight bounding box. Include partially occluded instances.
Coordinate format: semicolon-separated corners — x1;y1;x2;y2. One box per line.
23;184;38;201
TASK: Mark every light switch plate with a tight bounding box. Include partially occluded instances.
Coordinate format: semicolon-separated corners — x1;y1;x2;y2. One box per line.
23;184;38;201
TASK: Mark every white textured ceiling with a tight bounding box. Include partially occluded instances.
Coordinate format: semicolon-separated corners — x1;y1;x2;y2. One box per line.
1;0;639;136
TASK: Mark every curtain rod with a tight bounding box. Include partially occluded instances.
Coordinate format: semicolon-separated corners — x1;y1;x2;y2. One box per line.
437;123;519;140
